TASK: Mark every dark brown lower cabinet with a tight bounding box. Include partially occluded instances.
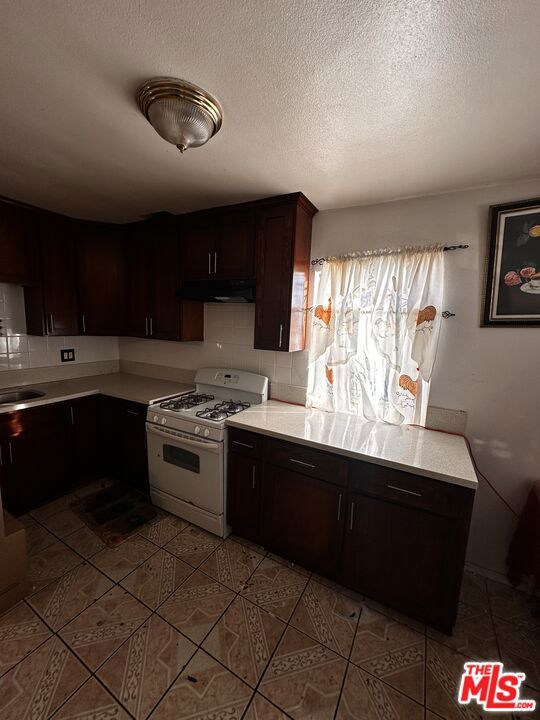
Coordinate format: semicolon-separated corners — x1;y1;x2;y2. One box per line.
98;395;149;493
261;465;345;577
227;452;261;544
227;428;475;633
0;394;150;517
67;396;98;485
0;404;70;515
343;491;466;632
120;400;149;493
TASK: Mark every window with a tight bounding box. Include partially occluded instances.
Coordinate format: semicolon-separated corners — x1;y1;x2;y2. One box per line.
307;245;444;424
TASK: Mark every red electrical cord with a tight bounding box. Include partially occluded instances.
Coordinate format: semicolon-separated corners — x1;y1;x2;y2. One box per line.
411;424;520;519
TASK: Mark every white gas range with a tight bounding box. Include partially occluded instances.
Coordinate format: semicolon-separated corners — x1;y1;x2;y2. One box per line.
146;368;268;537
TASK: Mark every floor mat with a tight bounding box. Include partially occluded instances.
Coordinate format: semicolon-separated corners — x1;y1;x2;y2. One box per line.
70;482;158;547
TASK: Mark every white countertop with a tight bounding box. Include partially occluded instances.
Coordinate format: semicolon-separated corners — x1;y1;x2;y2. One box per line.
226;400;478;490
0;373;195;413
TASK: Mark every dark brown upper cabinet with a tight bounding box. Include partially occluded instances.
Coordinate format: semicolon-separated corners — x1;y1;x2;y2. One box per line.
77;221;127;336
214;209;256;279
125;221;151;338
24;212;79;336
181;208;256;281
126;216;203;341
254;193;317;352
181;216;215;280
0;200;37;285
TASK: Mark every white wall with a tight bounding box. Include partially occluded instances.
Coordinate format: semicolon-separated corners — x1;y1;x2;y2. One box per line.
0;283;119;374
312;178;540;576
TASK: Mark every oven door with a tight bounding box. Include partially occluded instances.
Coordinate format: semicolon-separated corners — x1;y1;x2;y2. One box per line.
146;423;223;515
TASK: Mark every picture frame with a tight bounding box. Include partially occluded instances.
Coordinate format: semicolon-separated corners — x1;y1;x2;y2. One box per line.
483;197;540;326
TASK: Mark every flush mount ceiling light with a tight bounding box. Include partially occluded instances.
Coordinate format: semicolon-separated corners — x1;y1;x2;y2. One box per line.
137;77;223;153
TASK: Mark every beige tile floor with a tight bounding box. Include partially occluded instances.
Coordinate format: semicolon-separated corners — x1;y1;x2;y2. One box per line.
0;482;538;720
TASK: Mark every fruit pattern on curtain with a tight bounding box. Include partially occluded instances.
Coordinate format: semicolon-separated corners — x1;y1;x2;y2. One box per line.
306;245;444;425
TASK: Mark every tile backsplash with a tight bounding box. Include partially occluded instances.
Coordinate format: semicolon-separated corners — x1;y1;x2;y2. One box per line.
119;304;309;393
0;291;306;397
0;283;119;373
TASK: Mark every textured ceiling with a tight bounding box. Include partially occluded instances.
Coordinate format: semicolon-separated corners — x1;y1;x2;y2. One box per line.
1;0;540;222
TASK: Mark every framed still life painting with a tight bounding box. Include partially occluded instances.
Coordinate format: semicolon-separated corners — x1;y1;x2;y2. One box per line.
483;197;540;326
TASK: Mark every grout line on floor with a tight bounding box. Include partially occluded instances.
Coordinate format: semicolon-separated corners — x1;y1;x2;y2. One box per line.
8;488;537;720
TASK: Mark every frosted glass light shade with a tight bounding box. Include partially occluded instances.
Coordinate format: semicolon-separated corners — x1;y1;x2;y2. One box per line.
137;77;222;153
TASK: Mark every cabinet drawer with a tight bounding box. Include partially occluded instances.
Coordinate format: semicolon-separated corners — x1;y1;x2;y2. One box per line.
228;428;262;458
350;460;473;520
264;437;348;487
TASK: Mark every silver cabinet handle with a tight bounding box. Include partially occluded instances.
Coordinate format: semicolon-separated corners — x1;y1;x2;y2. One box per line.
232;440;254;449
145;317;148;336
149;317;153;336
214;252;217;274
48;313;54;334
349;501;355;531
252;465;256;489
126;409;141;416
290;458;316;469
387;484;422;498
278;323;283;348
337;493;342;521
81;314;86;333
8;441;13;464
208;252;212;275
70;406;74;425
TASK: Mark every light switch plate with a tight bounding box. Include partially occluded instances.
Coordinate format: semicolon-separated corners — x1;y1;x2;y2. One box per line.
61;348;75;362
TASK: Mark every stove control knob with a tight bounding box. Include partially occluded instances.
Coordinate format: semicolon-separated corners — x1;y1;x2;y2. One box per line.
160;417;167;425
203;428;210;437
153;414;159;423
194;426;201;434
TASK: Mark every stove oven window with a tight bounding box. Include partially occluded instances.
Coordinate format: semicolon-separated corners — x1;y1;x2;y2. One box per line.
163;444;200;474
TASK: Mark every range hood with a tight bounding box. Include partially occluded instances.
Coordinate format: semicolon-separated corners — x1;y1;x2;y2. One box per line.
178;279;256;303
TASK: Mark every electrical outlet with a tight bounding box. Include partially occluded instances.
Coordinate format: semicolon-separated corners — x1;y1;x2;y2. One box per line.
61;349;75;362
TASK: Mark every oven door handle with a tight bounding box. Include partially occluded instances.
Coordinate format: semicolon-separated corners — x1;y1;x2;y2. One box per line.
146;423;221;451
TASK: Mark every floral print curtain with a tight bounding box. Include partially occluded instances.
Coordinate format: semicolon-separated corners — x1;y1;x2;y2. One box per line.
306;245;444;425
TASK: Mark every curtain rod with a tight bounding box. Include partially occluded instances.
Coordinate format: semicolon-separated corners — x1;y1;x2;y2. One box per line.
311;244;469;265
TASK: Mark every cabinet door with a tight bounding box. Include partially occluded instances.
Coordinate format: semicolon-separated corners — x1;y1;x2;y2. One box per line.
0;202;36;285
1;407;69;515
120;401;149;493
254;204;296;351
181;218;215;280
151;221;181;340
77;223;126;335
24;214;79;336
97;395;122;479
68;396;98;485
227;452;261;543
344;492;460;632
97;396;148;491
261;464;345;576
125;224;151;338
215;210;255;279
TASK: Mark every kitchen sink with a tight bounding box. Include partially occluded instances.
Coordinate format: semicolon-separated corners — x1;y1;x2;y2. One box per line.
0;390;46;405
